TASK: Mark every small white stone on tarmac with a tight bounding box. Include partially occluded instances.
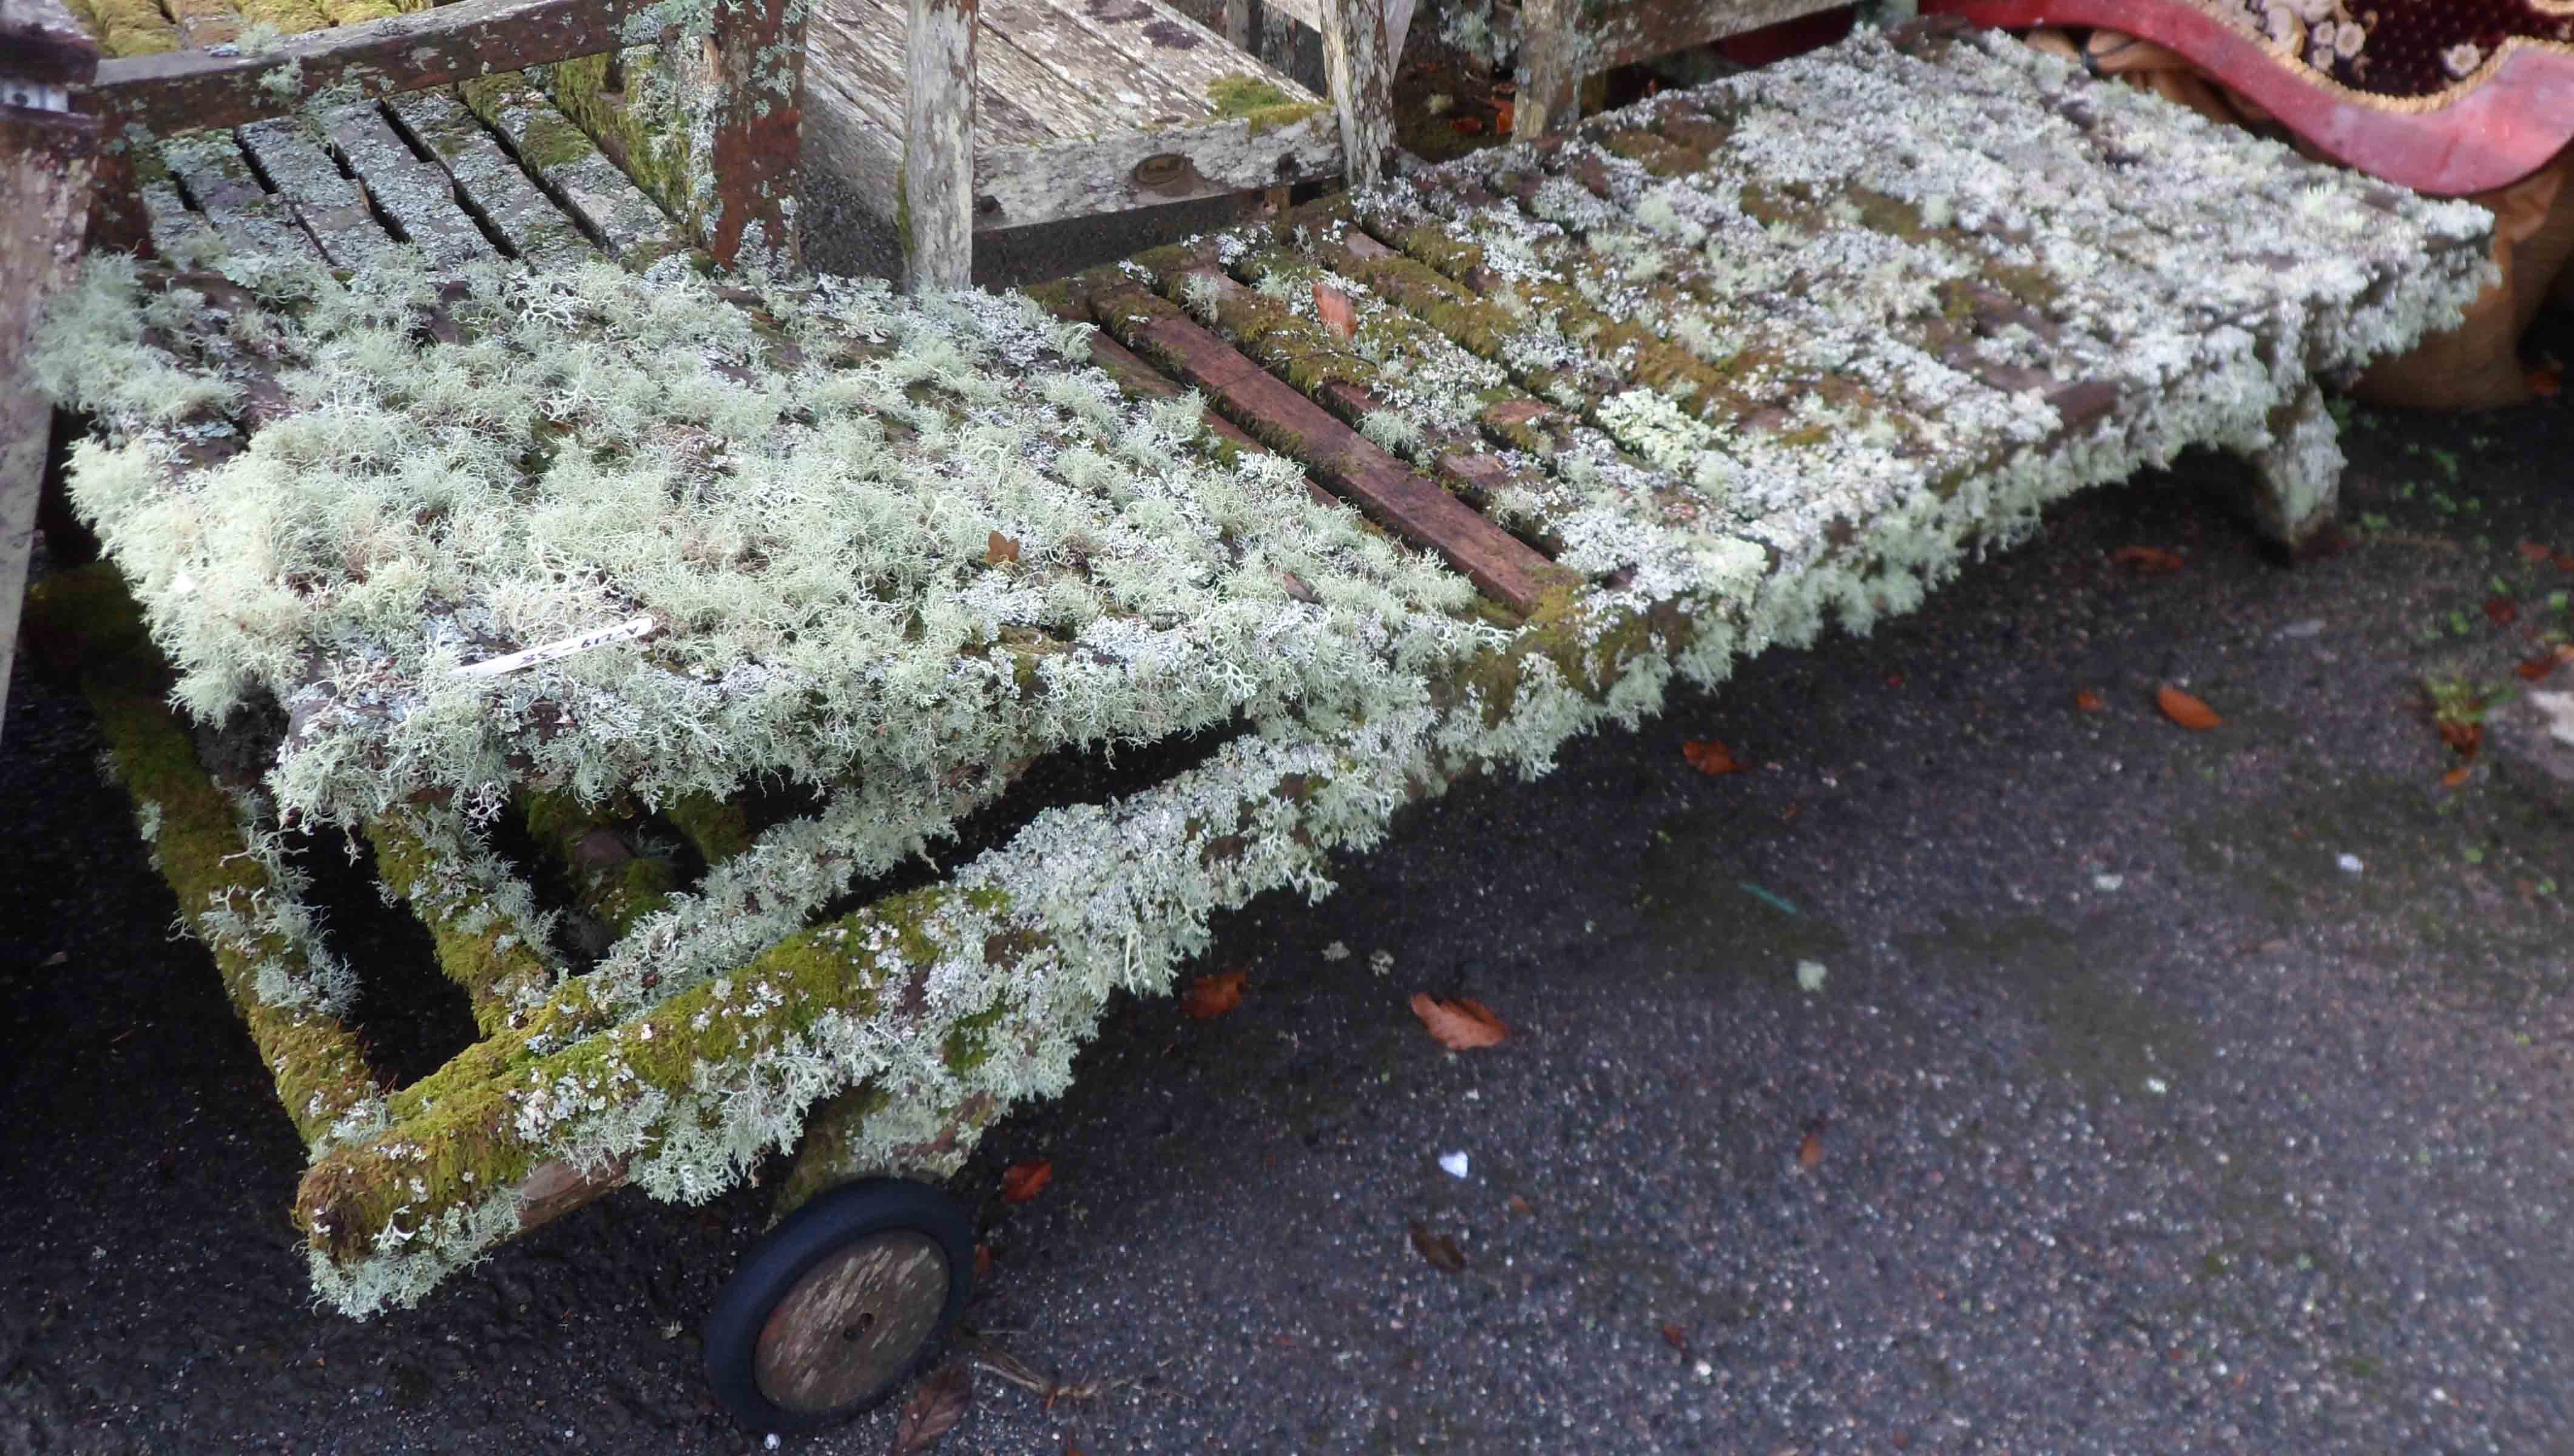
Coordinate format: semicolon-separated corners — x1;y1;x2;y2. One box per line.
1369;948;1394;977
2093;873;2124;891
2337;853;2364;874
1796;960;1827;993
2279;618;2326;638
2146;1077;2168;1095
1322;940;1350;962
765;1435;780;1451
1439;1151;1470;1179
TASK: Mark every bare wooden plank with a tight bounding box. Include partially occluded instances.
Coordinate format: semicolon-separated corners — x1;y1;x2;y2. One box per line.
384;90;593;269
86;0;658;136
237;116;395;270
1512;0;1581;139
323;103;495;268
903;0;979;290
809;0;1050;149
1315;0;1390;186
457;74;682;266
1514;0;1845;137
1;80;101;746
159;127;325;261
1016;0;1317;120
972;108;1338;230
983;0;1220;128
1089;280;1561;612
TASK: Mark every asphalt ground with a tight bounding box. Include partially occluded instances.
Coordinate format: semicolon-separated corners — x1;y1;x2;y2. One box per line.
5;291;2573;1454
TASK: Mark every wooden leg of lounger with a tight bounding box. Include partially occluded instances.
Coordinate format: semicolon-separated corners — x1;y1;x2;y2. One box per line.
2;10;104;746
2232;382;2345;556
902;0;979;291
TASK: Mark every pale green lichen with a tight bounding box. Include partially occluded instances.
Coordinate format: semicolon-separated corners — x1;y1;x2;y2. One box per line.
35;23;2497;1316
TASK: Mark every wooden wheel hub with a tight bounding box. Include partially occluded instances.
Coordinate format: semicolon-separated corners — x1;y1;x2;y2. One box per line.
752;1231;953;1415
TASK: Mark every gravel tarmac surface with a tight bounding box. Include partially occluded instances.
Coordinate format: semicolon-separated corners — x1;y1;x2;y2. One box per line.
7;314;2573;1454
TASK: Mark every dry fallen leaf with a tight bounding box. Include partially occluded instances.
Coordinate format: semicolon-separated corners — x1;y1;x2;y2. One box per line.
2441;763;2474;788
893;1363;973;1455
2156;685;2221;732
2485;596;2520;624
1410;992;1509;1050
1660;1323;1690;1352
1275;568;1320;604
1311;281;1357;343
1682;739;1746;775
2516;652;2561;682
2112;545;2186;575
1408;1221;1468;1273
1000;1161;1053;1204
2518;541;2557;564
2073;687;2107;714
973;1243;994;1280
985;531;1021;565
1797;1126;1825;1168
1493;99;1515;133
2529;360;2564;397
1505;1193;1533;1216
2439;718;2483;758
1451;114;1485;134
1180;967;1248;1020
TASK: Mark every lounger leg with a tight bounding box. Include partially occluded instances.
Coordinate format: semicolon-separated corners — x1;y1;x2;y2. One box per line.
2229;380;2344;556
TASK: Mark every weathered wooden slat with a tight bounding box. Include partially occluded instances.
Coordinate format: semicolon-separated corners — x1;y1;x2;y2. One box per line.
158;128;325;261
324;103;494;268
237;116;395;270
1514;0;1846;137
84;0;657;135
456;74;682;266
809;0;1049;150
983;0;1217;128
137;178;209;255
1029;280;1340;505
384;89;593;269
1;19;101;743
902;0;979;290
1089;280;1561;612
1016;0;1303;121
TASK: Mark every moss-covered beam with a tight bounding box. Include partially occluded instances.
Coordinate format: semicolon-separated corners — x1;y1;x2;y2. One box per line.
25;569;383;1150
363;811;563;1035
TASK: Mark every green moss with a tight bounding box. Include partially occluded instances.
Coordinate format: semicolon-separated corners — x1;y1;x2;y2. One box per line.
663;792;754;865
19;562;147;670
365;815;558;1035
64;641;380;1149
1204;73;1323;136
940;999;1010;1073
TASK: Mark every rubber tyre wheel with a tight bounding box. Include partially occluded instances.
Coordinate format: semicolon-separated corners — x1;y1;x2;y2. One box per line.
703;1178;975;1433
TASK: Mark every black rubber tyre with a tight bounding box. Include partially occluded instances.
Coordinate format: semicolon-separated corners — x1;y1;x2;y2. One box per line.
703;1178;975;1433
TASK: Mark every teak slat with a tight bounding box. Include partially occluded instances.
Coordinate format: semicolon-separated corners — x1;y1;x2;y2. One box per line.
385;90;593;269
1089;281;1560;613
325;103;495;268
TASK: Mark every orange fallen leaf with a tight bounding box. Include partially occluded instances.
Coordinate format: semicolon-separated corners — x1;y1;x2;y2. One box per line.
2073;687;2107;714
2441;763;2474;788
1451;115;1485;134
1180;966;1248;1020
1660;1323;1689;1352
2558;551;2574;573
1000;1160;1053;1203
2156;685;2221;731
2517;541;2556;564
2112;545;2185;575
2516;653;2561;682
2439;718;2483;757
1883;672;1905;689
1505;1193;1533;1216
2529;360;2563;397
986;531;1021;565
1797;1127;1825;1168
892;1363;973;1455
1311;281;1357;343
2485;596;2519;625
974;1242;995;1279
1410;992;1508;1050
1682;739;1746;775
1493;99;1515;133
